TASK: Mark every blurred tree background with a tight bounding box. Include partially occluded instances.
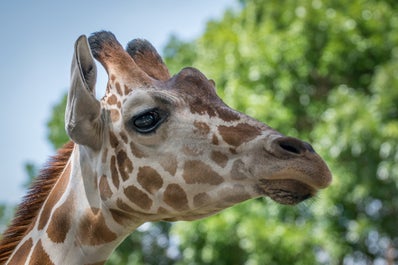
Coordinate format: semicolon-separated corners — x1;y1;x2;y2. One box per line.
1;0;397;264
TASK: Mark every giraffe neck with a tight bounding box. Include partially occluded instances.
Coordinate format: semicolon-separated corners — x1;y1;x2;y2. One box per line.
4;143;143;265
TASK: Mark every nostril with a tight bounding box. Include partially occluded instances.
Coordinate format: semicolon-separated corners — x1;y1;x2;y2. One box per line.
279;142;301;154
276;137;315;155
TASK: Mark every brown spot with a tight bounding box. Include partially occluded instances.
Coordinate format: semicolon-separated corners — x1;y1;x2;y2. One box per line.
99;175;113;200
211;151;229;168
107;94;118;105
193;192;211;208
29;240;54;265
110;75;116;82
218;123;262;147
109;131;119;148
212;134;219;145
193;121;210;135
110;109;120;122
116;198;134;212
78;208;117;246
216;107;241;122
137;167;163;194
101;148;108;164
38;163;71;230
110;156;120;189
190;101;217;118
163;184;189;211
207;108;217;117
183;160;224;185
120;131;128;144
159;154;177;175
130;141;146;158
46;193;74;243
231;159;248;180
117;101;122;108
7;238;32;265
116;150;134;181
124;185;153;210
115;82;123;95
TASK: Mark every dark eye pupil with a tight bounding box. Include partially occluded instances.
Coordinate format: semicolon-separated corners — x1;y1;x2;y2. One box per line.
130;109;167;134
134;112;159;128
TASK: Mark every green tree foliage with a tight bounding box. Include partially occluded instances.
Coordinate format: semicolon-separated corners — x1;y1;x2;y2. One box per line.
47;94;69;149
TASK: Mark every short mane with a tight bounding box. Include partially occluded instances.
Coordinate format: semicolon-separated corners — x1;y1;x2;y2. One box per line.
0;141;74;264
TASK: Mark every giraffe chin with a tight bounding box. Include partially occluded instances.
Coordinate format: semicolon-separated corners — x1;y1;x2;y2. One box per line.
258;179;316;205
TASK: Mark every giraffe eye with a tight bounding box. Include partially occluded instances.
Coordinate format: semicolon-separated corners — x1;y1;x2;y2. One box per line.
130;108;167;134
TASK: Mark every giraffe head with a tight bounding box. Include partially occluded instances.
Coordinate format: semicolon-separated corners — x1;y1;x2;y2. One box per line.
66;31;331;224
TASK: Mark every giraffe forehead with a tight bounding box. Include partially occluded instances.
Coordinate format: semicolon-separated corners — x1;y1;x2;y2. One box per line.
103;67;243;122
104;88;176;115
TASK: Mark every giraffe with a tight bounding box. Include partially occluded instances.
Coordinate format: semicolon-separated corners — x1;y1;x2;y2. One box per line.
0;31;332;265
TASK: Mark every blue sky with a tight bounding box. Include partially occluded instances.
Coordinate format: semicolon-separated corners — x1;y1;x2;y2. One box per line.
0;0;235;204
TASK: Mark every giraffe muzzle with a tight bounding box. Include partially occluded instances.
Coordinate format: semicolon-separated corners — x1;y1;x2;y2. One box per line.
252;135;332;204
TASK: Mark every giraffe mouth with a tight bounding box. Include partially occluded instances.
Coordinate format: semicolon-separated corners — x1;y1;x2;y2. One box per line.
258;179;316;205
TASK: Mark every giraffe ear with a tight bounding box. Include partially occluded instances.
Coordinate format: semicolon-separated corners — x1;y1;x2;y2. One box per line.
65;35;102;150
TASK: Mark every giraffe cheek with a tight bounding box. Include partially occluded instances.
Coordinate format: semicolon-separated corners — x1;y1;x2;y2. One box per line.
223;185;251;204
130;141;146;158
193;192;211;208
124;185;153;210
163;184;189;211
159;154;177;176
137;167;163;194
210;151;228;168
183;160;224;185
230;159;249;180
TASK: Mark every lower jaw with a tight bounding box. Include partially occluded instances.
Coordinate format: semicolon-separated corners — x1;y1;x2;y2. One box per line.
257;179;316;205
